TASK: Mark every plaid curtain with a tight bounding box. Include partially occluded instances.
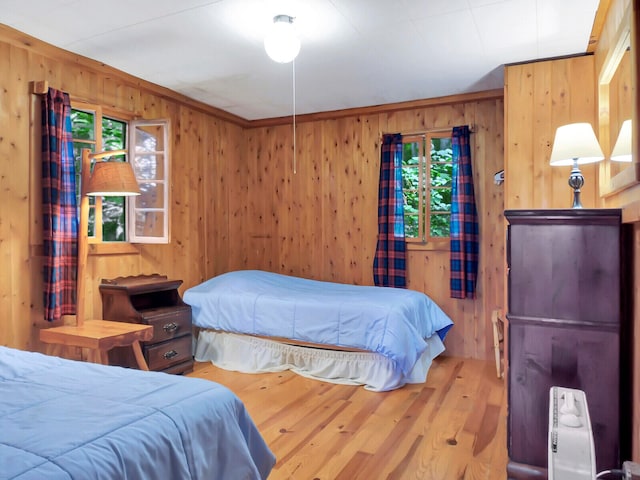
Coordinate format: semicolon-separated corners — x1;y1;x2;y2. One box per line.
373;134;407;288
450;126;478;299
42;88;78;322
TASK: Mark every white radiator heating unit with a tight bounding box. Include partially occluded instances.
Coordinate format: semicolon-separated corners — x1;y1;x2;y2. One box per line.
548;386;597;480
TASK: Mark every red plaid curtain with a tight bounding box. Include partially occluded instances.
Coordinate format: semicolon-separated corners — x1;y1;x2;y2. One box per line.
42;88;78;322
449;126;478;299
373;134;407;288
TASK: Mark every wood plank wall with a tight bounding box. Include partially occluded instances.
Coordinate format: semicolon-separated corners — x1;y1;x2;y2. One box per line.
504;55;599;210
0;24;504;362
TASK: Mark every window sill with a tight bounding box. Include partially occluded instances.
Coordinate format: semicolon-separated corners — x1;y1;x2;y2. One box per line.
88;243;140;256
30;243;141;257
406;239;450;252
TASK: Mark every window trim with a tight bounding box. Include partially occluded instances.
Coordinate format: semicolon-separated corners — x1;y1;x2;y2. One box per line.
406;238;450;252
128;119;171;244
71;101;133;244
401;130;453;248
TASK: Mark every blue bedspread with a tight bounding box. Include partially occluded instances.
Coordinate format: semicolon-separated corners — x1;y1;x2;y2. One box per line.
0;346;275;480
184;270;453;376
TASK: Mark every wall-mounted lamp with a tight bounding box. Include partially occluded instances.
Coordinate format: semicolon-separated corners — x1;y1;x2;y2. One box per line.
611;119;632;162
264;14;300;63
549;122;604;209
76;148;140;325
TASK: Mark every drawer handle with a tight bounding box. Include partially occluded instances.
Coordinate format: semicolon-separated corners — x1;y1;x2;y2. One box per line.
163;350;179;360
163;322;179;333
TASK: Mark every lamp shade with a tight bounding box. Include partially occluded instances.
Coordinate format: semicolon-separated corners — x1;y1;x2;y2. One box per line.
86;161;141;197
611;119;633;162
549;123;604;166
264;15;300;63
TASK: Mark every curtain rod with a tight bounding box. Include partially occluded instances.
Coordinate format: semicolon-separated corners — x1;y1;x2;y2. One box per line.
381;125;475;137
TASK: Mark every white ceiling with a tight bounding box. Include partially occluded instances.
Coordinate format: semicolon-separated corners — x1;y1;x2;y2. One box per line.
1;0;600;121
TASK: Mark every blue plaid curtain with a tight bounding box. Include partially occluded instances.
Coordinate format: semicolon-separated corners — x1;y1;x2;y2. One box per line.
450;126;478;299
42;88;78;322
373;134;406;288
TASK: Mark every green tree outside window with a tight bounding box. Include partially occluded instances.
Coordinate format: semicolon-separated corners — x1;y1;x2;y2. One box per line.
71;108;128;241
401;133;453;242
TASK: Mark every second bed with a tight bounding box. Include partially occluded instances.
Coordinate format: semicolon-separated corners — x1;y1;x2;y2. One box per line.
184;270;453;391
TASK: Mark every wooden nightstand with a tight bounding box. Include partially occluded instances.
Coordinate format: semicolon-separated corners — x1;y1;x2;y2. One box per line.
40;319;153;369
99;274;194;374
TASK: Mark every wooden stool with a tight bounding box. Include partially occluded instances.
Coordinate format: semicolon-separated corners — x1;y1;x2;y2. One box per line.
491;309;505;378
40;319;154;370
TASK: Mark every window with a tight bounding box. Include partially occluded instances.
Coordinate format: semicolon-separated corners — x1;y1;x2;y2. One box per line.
71;104;129;242
401;132;453;244
129;120;170;244
71;102;170;244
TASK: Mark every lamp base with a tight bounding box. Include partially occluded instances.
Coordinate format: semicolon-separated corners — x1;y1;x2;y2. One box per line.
568;161;584;209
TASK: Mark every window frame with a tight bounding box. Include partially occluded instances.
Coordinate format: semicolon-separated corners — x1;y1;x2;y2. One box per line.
128;119;171;244
70;102;170;246
401;131;453;251
71;101;132;245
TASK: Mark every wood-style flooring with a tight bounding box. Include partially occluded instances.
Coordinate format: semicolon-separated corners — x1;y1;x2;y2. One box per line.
188;356;508;480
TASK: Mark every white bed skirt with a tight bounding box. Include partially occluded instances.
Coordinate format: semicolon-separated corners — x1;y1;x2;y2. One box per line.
194;330;445;392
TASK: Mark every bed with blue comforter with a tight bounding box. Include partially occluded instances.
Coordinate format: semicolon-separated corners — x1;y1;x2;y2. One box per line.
184;270;454;391
0;346;275;480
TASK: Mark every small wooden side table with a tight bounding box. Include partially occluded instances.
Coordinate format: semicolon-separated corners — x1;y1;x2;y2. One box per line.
40;319;154;370
100;274;193;374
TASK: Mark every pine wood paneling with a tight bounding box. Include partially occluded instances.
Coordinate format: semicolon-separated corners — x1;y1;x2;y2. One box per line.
2;41;33;350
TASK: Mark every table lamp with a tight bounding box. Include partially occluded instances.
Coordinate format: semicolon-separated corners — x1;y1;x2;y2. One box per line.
549;123;604;208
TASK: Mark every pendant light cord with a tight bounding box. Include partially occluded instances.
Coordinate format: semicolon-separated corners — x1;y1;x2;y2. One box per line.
293;58;297;175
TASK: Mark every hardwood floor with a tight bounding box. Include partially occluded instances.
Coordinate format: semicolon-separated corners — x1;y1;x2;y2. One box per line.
188;356;508;480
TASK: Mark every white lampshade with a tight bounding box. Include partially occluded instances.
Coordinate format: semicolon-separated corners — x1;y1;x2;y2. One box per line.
549;123;604;166
264;15;300;63
611;119;633;162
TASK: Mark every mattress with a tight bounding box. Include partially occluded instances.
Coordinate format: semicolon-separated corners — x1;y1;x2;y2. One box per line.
0;346;275;480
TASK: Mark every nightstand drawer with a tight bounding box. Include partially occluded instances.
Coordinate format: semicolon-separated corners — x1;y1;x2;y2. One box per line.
144;335;192;371
141;306;191;343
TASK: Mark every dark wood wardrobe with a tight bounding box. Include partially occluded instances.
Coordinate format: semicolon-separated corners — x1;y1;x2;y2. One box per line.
505;209;631;479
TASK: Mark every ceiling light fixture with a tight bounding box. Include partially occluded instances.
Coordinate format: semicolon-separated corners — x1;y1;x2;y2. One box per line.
264;14;301;173
264;14;300;63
